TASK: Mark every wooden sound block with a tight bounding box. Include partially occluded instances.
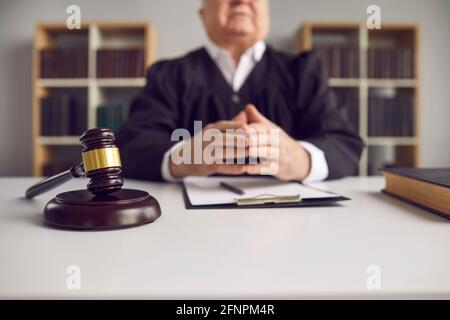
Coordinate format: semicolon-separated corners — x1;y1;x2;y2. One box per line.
43;189;161;230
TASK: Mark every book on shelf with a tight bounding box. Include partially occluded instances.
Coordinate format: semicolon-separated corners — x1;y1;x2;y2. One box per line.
40;93;87;136
368;47;414;79
96;103;130;132
314;46;359;78
96;48;145;78
382;167;450;219
40;47;88;78
368;94;414;137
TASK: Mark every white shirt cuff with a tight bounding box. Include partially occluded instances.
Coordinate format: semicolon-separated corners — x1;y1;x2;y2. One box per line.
161;141;184;182
298;141;329;183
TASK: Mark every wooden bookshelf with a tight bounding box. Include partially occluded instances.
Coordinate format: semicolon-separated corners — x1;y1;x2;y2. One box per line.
296;22;420;176
32;22;156;176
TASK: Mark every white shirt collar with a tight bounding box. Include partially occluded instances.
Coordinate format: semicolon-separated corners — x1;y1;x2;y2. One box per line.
205;41;266;92
205;40;266;65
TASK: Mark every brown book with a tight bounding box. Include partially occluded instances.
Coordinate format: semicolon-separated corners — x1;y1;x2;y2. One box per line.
382;167;450;219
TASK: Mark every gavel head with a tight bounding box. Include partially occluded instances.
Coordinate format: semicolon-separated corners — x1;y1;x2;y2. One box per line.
80;128;124;195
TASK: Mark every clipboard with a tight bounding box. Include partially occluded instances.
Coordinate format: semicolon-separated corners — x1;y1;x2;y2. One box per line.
181;177;350;209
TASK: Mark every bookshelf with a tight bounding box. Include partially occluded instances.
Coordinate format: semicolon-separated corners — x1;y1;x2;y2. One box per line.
32;22;156;176
296;22;420;176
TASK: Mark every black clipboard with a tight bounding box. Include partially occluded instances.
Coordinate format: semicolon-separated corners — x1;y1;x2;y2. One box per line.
181;181;350;210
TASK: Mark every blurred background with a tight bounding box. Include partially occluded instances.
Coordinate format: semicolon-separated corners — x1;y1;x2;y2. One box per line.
0;0;449;177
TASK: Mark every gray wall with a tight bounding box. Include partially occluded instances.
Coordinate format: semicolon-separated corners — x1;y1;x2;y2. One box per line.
0;0;449;176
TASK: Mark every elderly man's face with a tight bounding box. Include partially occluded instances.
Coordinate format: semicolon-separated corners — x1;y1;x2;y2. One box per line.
200;0;269;45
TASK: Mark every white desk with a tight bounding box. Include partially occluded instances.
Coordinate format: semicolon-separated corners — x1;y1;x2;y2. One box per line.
0;176;448;299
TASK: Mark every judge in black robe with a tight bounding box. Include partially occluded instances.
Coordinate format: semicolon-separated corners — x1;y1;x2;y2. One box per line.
116;0;364;182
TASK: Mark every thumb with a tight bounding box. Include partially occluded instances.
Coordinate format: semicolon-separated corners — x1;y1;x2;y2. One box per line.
231;110;248;124
245;104;270;124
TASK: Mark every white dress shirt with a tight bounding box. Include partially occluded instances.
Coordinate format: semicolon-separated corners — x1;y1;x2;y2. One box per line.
161;41;329;183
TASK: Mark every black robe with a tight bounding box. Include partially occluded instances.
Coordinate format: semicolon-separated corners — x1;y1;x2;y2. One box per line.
115;46;364;181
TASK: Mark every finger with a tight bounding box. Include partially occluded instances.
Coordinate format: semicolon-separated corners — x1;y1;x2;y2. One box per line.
223;131;248;147
204;132;249;148
245;104;271;124
248;145;280;160
244;162;271;175
246;127;281;147
207;120;246;132
222;146;248;162
231;110;248;124
204;146;248;163
245;161;280;176
213;164;247;175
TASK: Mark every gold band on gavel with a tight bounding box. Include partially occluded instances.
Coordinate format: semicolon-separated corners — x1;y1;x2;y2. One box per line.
82;147;122;172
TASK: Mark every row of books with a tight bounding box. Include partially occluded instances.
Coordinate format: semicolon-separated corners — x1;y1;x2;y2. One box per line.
368;47;414;79
315;46;415;79
368;95;415;137
40;94;87;136
40;47;88;78
96;48;145;78
315;46;360;78
96;104;130;132
332;88;359;132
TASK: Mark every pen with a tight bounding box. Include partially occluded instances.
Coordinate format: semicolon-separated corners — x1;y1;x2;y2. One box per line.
219;181;245;195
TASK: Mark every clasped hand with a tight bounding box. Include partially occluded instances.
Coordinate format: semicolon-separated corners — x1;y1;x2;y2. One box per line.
169;104;311;181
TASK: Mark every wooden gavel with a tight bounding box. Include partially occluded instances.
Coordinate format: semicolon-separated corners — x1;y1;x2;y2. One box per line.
25;128;161;230
26;128;124;198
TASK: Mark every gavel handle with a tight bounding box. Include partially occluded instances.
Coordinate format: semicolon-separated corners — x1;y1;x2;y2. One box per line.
25;163;85;199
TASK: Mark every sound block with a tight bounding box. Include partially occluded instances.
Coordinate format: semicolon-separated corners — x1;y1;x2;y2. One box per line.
43;189;161;230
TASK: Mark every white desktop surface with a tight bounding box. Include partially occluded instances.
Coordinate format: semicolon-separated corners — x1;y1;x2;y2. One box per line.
0;176;448;299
